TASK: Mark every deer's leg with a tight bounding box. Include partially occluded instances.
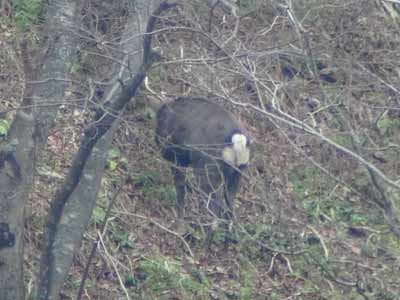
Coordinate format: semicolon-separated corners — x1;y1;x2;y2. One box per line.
195;163;225;219
217;168;243;245
171;166;186;219
194;163;226;247
223;168;241;221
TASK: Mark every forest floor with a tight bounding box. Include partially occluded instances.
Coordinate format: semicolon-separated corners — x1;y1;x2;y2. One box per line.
1;3;400;300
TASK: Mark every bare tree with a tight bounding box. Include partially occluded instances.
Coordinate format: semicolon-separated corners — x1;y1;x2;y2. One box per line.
1;1;176;300
1;0;400;299
0;0;78;299
35;1;177;299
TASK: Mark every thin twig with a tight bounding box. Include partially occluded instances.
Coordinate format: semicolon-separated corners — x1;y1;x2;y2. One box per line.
76;184;124;300
118;211;194;257
98;232;131;300
307;225;329;258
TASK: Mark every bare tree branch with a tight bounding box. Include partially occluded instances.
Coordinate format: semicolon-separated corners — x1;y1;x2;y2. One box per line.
0;1;78;299
36;2;178;300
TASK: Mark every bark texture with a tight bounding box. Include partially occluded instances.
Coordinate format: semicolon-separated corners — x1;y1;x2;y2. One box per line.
0;1;77;299
36;1;175;299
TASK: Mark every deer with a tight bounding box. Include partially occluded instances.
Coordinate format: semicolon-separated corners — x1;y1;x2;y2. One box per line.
151;96;251;245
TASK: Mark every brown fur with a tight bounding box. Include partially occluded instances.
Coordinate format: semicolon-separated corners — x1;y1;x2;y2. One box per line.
155;97;250;236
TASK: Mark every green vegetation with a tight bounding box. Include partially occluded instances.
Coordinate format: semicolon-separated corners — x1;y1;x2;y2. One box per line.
109;222;135;249
0;119;10;136
133;170;176;206
289;165;371;225
135;255;210;299
107;147;128;172
2;0;399;299
238;257;256;300
12;0;43;30
238;0;258;16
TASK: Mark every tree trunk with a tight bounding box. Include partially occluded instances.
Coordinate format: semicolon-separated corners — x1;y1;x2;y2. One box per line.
36;1;172;299
0;112;35;300
0;1;78;299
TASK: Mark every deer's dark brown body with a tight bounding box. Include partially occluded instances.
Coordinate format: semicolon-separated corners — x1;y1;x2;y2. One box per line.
155;97;250;227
